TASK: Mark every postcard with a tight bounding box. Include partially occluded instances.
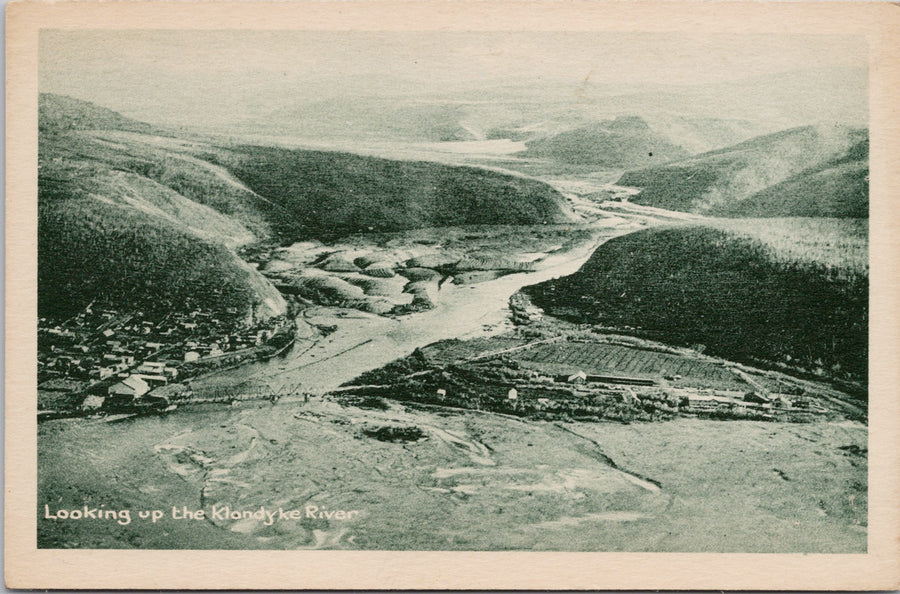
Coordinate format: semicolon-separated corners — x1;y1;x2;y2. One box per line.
6;0;900;589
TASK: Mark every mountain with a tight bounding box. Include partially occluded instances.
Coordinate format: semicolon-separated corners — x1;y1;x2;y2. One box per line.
132;66;863;143
575;67;867;132
234;85;776;153
639;116;763;154
617;126;868;217
39;125;286;322
520;116;691;168
38;94;574;321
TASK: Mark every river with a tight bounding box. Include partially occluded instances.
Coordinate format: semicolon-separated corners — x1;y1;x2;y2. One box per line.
189;218;642;395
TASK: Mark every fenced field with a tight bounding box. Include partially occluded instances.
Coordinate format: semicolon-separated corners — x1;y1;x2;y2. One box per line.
513;341;778;391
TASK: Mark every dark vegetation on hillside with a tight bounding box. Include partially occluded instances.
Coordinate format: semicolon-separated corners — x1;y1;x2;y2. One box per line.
618;126;868;217
209;146;572;240
522;226;868;383
38;189;264;321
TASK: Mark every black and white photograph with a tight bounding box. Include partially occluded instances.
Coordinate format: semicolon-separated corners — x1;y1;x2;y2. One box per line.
7;0;900;589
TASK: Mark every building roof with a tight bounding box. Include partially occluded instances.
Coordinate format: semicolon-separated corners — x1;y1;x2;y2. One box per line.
109;375;150;394
134;374;167;382
82;395;106;409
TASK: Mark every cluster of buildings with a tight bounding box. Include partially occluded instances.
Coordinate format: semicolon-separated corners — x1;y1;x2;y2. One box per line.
541;367;821;417
678;388;818;414
38;303;289;412
424;358;823;422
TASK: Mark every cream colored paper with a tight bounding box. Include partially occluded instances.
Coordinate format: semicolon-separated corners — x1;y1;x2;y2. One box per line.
6;1;900;589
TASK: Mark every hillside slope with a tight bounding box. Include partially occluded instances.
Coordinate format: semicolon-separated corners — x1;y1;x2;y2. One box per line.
39;93;158;135
727;138;869;217
210;145;575;239
38;185;284;322
617;126;868;217
522;116;690;168
522;224;867;383
38;143;286;322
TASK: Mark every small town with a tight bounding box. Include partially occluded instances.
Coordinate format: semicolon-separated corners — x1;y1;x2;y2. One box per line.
37;301;297;418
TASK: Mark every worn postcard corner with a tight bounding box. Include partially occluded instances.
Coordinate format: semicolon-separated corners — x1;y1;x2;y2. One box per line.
5;0;900;590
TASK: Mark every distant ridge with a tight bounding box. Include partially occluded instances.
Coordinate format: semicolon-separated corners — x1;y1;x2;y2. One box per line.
617;125;868;217
236;97;477;142
521;116;690;168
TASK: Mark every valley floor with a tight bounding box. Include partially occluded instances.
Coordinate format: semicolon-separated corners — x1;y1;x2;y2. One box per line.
36;170;868;553
38;397;866;551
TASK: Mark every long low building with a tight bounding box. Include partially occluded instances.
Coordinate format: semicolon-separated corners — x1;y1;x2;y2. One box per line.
554;370;657;386
587;374;657;386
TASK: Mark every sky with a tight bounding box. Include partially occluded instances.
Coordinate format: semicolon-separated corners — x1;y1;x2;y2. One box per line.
39;30;868;128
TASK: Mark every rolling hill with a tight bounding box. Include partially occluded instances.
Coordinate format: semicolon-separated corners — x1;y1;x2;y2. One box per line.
617;125;868;217
38;187;284;322
724;138;869;217
39;123;286;321
38;93;574;321
521;116;690;168
208;145;574;239
522;223;868;384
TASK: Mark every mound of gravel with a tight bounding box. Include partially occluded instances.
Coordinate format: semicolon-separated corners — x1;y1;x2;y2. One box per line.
404;280;436;308
340;275;402;296
363;262;396;278
292;275;366;303
259;259;295;274
318;253;361;272
405;254;459;269
399;267;442;282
